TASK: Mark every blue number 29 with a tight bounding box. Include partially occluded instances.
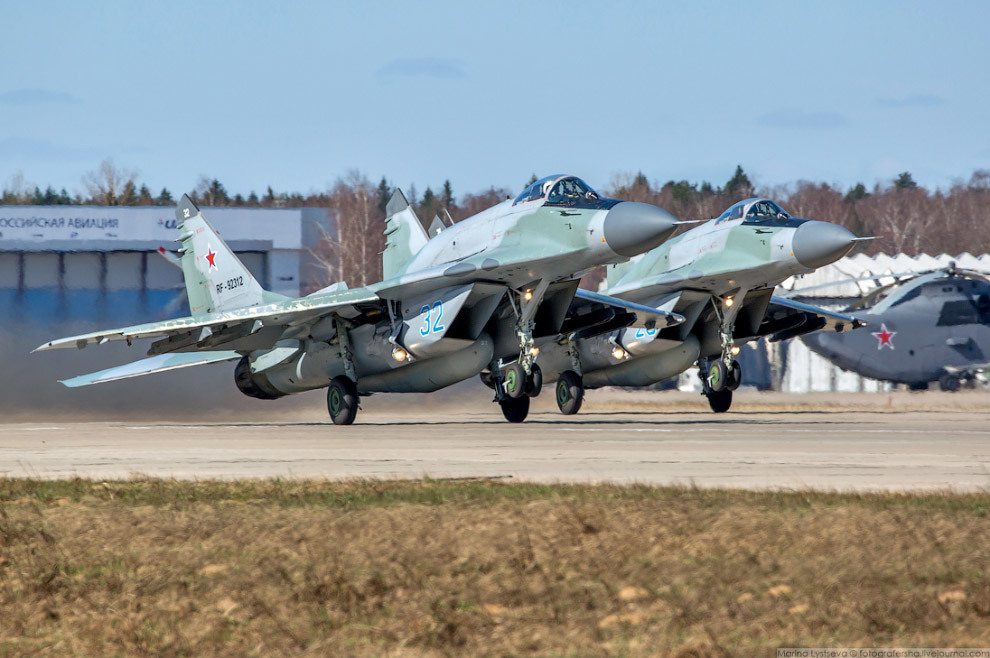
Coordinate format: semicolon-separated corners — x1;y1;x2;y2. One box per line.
420;300;445;336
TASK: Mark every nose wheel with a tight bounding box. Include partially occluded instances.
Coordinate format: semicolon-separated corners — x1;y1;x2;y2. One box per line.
700;357;740;413
502;362;543;399
499;395;530;422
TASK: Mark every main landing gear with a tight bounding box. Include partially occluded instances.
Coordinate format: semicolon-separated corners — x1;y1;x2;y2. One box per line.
327;375;359;425
555;370;584;415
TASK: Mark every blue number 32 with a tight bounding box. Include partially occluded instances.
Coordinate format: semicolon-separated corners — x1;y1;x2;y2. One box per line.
420;300;445;336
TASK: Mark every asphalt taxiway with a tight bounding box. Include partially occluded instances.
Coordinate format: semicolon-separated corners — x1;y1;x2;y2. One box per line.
3;392;988;490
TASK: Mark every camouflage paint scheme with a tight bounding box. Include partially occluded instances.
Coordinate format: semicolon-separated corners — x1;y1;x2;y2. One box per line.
36;175;683;423
536;198;866;407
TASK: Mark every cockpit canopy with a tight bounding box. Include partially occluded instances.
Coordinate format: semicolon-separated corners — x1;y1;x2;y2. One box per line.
513;175;601;206
716;198;791;224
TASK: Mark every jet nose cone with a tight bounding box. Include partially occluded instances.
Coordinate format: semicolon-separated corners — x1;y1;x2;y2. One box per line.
602;201;678;257
793;221;857;269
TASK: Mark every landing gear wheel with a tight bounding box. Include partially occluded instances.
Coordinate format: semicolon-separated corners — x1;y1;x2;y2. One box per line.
939;373;961;392
556;370;584;415
327;376;359;425
707;359;728;393
726;361;742;391
707;388;733;413
499;395;530;423
503;362;526;399
525;364;543;398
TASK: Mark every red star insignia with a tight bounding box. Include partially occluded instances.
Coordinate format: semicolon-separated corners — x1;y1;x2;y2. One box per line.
872;323;896;350
205;245;217;270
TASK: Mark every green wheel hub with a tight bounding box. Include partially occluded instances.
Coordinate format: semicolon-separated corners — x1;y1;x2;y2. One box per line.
505;369;518;393
329;388;341;415
709;364;721;387
557;380;569;406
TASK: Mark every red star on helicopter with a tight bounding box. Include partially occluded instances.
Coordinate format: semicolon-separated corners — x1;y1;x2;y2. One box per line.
872;323;896;350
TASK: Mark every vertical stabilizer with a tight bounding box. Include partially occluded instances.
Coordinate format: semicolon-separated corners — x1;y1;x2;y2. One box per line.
176;195;281;316
383;189;430;280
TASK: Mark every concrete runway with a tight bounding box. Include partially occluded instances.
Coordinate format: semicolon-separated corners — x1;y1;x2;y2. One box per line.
3;397;989;490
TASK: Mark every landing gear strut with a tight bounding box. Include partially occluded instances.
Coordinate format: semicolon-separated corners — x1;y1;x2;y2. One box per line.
698;294;745;413
490;282;551;422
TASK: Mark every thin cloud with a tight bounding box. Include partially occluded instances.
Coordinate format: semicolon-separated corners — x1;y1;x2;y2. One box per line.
877;93;945;108
757;109;847;130
376;57;465;79
0;88;79;105
0;137;100;160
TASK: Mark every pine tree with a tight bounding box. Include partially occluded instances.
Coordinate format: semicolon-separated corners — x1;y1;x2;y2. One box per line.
138;184;154;205
527;173;538;186
58;188;71;204
845;182;868;202
31;186;44;204
157;188;174;205
120;181;138;205
894;172;917;190
377;176;390;213
725;165;753;197
248;191;259;206
441;179;454;209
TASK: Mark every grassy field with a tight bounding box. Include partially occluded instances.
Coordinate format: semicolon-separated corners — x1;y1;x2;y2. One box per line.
1;479;988;656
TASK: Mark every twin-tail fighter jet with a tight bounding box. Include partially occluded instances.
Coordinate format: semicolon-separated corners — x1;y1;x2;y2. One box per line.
35;175;685;424
534;198;870;413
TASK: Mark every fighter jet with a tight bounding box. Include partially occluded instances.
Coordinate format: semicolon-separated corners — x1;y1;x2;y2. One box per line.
34;175;684;424
534;198;868;412
797;263;990;391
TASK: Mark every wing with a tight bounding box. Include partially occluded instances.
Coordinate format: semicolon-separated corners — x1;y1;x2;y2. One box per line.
763;295;868;342
573;288;685;328
34;286;382;353
61;351;241;388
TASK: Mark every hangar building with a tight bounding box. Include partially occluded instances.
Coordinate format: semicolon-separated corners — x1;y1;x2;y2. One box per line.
0;204;336;327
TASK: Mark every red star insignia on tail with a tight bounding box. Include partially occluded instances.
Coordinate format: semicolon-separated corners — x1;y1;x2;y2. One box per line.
205;245;217;271
872;323;896;350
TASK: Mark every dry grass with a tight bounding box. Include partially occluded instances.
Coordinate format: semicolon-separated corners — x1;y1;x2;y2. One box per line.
1;479;988;656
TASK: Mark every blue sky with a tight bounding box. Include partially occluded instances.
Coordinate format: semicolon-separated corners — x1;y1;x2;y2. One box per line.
1;0;988;199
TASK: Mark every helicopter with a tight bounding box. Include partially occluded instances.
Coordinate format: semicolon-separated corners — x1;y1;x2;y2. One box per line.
794;263;990;390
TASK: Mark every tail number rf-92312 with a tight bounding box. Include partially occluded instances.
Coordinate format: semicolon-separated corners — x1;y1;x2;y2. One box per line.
419;300;445;336
216;276;245;294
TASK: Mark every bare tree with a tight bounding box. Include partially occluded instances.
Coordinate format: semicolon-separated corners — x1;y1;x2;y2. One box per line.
82;158;137;205
310;170;386;289
1;171;32;204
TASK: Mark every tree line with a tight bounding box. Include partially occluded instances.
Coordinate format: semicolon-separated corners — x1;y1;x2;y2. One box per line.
4;159;990;286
